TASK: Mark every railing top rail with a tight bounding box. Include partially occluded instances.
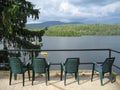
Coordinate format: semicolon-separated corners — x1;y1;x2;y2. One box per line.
111;49;120;53
0;48;111;52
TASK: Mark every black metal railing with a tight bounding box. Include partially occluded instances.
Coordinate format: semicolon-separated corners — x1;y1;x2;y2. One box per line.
0;48;120;74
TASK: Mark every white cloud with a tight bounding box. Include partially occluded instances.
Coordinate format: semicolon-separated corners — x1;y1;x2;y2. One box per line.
101;1;120;14
27;0;120;24
59;1;80;16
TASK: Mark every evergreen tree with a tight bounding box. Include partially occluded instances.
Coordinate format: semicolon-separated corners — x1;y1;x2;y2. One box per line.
0;0;47;49
0;0;47;66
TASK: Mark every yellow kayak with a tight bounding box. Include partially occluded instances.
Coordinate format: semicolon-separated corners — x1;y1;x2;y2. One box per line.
40;51;48;56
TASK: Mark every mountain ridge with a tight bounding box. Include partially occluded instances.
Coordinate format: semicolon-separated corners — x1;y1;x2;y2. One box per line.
26;21;82;28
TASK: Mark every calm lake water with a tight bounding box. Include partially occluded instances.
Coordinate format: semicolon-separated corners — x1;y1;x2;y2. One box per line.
0;36;120;73
42;36;120;50
40;36;120;74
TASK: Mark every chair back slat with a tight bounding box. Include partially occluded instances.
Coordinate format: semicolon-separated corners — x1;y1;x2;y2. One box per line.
65;58;80;73
9;57;22;74
33;58;48;73
102;57;115;73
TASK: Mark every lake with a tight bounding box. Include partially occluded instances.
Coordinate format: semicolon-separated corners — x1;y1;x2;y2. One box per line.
40;36;120;74
42;36;120;50
0;36;120;73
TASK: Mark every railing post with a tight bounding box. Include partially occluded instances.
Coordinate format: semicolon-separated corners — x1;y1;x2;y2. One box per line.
109;49;111;58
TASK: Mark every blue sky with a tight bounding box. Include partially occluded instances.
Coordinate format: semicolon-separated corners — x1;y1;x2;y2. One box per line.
27;0;120;24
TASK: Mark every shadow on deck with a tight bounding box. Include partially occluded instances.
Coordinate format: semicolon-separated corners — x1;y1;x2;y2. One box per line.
0;70;120;90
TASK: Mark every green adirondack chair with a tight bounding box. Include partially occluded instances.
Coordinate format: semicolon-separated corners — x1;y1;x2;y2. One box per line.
9;57;30;86
91;57;115;86
32;58;50;85
62;58;80;86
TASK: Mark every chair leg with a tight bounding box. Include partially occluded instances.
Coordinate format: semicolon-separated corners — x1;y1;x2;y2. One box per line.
45;72;48;86
28;70;30;80
14;74;17;80
77;72;80;85
61;65;63;81
91;69;94;81
91;63;95;82
23;73;25;86
9;71;12;85
64;72;66;86
100;72;103;86
75;72;77;80
47;68;50;81
61;69;63;81
110;72;113;83
32;71;35;85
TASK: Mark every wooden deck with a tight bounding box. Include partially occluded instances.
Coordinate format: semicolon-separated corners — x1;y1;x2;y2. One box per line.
0;70;120;90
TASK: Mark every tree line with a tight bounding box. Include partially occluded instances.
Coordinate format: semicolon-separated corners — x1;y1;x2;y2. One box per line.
40;24;120;36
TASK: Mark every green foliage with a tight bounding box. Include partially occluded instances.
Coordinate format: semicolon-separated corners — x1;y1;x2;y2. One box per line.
0;0;46;49
1;0;39;33
44;24;120;36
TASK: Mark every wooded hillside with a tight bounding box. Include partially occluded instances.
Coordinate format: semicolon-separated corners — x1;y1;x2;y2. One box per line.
28;24;120;36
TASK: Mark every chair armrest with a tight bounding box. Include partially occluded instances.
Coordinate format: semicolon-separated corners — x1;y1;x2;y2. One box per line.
93;62;102;68
61;63;65;71
93;62;102;72
47;62;50;66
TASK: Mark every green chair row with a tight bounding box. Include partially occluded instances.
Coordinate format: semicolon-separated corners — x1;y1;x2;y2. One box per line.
8;57;115;86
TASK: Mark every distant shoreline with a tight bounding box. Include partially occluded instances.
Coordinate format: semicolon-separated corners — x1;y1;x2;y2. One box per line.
27;24;120;36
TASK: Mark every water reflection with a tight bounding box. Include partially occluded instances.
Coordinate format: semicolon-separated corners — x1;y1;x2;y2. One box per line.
40;36;120;74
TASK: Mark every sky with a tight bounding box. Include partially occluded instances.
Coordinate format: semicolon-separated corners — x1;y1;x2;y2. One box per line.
27;0;120;24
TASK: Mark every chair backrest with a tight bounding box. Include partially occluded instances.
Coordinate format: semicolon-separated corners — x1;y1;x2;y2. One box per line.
9;57;22;74
64;58;80;73
32;58;48;73
102;57;115;73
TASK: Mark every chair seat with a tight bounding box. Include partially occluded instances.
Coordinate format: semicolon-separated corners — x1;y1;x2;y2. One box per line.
22;68;28;73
